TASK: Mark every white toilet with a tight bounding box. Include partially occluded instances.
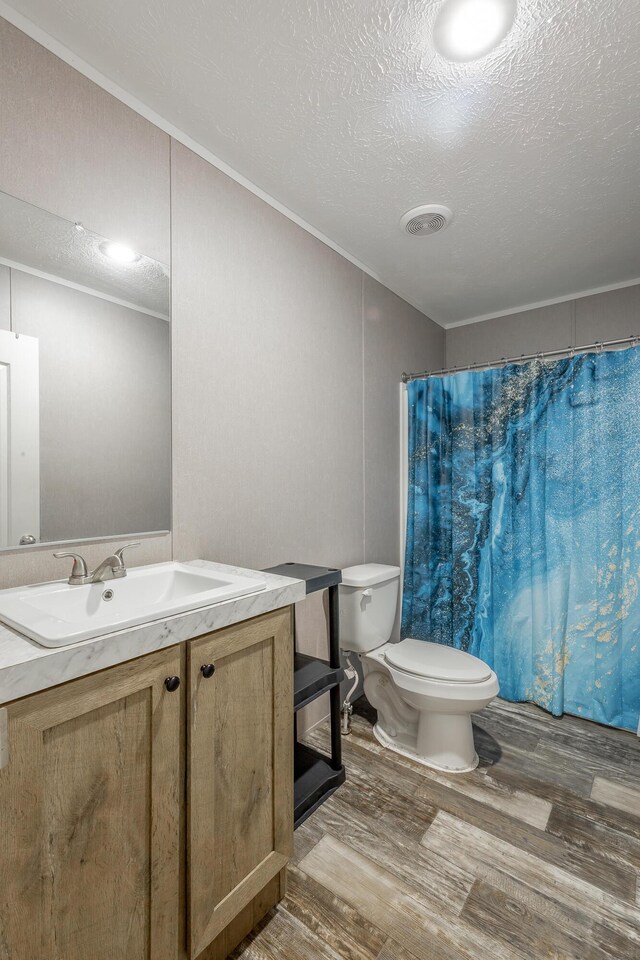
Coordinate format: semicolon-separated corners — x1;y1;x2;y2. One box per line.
339;563;499;773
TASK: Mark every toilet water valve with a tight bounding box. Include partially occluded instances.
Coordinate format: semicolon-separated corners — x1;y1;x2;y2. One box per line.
341;654;360;736
341;700;353;735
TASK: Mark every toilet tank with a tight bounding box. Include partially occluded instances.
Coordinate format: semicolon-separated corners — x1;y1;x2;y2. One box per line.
339;564;401;653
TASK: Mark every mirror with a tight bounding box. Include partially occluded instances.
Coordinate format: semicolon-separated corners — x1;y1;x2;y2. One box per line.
0;190;171;549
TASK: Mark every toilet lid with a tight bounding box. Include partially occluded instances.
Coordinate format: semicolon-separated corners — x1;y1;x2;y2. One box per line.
384;639;492;683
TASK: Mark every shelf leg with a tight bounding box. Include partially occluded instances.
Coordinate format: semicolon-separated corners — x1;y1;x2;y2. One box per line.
328;584;343;771
329;685;342;770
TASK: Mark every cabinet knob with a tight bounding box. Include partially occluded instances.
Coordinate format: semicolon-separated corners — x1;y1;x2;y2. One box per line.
164;676;181;692
200;663;215;679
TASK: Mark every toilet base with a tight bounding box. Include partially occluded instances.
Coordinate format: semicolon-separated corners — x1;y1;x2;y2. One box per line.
373;713;479;773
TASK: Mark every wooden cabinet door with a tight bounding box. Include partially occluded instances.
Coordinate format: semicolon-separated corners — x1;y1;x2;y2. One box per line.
0;646;182;960
188;608;293;959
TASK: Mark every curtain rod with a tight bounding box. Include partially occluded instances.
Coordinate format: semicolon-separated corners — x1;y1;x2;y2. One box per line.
401;335;640;382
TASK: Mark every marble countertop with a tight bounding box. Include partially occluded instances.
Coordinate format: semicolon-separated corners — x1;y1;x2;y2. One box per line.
0;559;305;705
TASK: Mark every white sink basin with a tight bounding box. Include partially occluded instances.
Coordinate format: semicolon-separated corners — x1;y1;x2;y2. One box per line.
0;562;267;647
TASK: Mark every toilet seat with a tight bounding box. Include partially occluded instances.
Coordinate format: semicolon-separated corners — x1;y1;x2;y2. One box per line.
383;639;492;683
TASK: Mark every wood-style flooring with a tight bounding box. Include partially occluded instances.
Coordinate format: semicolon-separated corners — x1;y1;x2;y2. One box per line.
232;697;640;960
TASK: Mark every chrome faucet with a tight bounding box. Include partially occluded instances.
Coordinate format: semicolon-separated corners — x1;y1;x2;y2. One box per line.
54;543;140;585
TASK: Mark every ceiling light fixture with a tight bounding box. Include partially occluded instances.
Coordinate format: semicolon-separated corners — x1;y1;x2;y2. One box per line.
100;241;139;264
434;0;517;62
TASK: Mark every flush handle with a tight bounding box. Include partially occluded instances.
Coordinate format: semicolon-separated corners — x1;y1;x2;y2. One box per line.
363;589;373;597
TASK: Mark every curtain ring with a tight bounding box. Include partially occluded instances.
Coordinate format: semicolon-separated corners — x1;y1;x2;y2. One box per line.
569;344;574;358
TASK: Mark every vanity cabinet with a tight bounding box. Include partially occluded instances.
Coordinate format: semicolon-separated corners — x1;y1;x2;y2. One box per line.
187;607;293;959
0;606;294;960
0;645;183;960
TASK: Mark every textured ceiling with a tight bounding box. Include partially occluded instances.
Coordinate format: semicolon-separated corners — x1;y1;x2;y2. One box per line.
0;190;170;316
5;0;640;325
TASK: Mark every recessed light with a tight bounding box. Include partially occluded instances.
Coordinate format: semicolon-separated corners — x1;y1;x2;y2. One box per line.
434;0;517;62
100;241;139;264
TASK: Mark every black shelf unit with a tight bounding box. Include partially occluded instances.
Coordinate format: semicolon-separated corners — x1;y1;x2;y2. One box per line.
263;562;346;827
293;743;345;824
293;653;344;710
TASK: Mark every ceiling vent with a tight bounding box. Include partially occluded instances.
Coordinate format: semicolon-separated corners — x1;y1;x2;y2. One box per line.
400;204;453;237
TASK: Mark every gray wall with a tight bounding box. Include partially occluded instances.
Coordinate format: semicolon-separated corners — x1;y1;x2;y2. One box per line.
171;143;444;574
0;266;9;329
363;275;443;571
446;285;640;367
171;141;364;571
170;145;444;727
11;270;171;542
0;13;444;637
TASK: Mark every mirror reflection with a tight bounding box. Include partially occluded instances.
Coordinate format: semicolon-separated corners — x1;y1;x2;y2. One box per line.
0;190;171;549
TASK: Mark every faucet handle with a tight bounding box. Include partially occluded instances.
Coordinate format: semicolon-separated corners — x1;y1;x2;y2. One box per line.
114;542;141;565
53;552;89;583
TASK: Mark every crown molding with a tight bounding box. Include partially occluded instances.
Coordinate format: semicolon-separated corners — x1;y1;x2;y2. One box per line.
443;276;640;329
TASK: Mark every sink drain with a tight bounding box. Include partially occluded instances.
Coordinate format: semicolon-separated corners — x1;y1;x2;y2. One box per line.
102;589;114;601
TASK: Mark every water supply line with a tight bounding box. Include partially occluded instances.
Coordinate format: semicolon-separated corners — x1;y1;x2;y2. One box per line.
341;653;360;735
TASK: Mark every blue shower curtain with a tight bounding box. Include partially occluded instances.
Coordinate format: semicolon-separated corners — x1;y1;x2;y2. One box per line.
402;347;640;732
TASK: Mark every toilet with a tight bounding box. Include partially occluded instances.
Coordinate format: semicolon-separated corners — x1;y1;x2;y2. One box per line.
339;563;499;772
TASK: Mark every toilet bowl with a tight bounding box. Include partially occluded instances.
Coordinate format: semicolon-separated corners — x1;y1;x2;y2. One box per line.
339;564;499;773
